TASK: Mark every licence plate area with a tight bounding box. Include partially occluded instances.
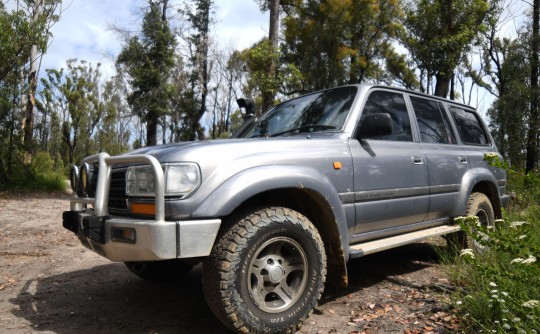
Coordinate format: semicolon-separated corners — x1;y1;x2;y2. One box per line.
62;211;107;244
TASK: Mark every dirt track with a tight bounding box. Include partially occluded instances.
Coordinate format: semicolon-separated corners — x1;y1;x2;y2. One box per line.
0;193;461;333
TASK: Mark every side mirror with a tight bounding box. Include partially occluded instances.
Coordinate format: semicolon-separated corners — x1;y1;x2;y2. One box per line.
231;98;257;138
358;113;392;139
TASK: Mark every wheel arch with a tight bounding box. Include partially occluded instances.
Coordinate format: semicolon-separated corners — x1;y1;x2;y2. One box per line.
471;181;502;219
456;168;503;219
193;165;350;287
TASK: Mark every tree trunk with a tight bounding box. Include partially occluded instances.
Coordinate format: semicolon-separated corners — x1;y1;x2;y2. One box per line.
261;0;280;115
434;73;451;98
526;0;540;173
147;116;158;146
23;0;42;163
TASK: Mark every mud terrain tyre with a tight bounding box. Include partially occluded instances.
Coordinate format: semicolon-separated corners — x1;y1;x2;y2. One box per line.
448;192;495;252
124;259;193;282
203;207;326;334
465;192;495;251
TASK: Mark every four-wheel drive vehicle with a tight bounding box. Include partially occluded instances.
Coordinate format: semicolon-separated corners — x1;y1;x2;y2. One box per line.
63;84;509;334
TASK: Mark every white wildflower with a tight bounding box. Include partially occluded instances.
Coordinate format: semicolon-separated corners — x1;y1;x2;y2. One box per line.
456;300;462;305
460;249;475;259
522;255;537;265
511;257;524;264
510;221;529;228
491;289;498;294
518;234;527;240
522;300;539;308
513;317;521;322
502;291;509;297
503;323;511;330
519;330;527;334
489;282;498;287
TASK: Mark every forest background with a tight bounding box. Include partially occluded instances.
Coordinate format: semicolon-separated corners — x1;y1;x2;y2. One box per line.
0;0;539;190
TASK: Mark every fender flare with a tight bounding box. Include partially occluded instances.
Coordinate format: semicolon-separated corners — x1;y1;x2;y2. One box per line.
192;165;350;261
454;168;501;216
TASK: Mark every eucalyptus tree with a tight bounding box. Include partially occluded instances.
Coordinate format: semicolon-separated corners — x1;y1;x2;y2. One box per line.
39;60;104;164
178;0;215;140
117;0;176;146
281;0;411;93
402;0;490;98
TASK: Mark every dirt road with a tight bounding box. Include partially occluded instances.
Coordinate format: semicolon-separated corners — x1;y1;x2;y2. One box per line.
0;193;461;333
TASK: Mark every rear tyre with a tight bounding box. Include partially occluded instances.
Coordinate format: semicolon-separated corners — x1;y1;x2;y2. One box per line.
203;207;326;334
448;192;495;252
464;192;495;252
124;259;193;282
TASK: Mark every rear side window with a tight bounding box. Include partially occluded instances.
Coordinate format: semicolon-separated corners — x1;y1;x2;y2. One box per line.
410;97;456;144
450;107;489;145
359;91;413;142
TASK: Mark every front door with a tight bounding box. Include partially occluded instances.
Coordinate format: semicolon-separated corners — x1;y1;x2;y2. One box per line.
351;89;429;237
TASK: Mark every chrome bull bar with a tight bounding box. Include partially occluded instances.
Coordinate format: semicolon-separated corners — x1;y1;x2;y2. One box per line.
70;153;165;223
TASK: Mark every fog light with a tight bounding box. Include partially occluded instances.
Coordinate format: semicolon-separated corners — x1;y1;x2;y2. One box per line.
70;165;80;193
111;228;136;243
79;163;98;197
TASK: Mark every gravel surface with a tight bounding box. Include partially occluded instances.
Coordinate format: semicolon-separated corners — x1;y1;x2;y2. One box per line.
0;193;461;333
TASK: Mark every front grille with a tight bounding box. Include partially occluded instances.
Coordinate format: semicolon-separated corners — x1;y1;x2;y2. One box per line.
108;170;128;211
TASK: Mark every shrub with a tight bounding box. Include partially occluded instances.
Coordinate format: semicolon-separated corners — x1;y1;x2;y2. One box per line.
445;155;540;333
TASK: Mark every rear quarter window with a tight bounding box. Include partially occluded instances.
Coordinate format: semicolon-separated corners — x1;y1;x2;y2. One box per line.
449;107;490;146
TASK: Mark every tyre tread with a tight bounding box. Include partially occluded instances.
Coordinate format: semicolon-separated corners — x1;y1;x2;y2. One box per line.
203;207;326;334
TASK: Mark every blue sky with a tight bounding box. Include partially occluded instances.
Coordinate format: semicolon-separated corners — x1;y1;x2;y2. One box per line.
43;0;268;77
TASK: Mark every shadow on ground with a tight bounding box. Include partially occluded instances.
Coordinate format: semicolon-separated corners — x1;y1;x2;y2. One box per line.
10;263;228;334
10;243;445;333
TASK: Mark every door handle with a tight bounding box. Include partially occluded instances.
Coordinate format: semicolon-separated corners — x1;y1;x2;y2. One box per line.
412;157;424;165
459;157;468;164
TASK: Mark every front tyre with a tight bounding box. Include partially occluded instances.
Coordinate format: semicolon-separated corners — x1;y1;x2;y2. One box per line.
203;207;326;334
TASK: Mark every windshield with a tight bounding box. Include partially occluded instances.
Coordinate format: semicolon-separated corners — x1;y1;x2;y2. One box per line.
242;86;358;138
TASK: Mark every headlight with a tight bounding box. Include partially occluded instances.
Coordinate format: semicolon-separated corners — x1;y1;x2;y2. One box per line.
126;163;201;197
126;166;155;196
164;164;201;195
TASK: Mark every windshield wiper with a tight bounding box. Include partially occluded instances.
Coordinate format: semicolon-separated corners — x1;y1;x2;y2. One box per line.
269;124;337;137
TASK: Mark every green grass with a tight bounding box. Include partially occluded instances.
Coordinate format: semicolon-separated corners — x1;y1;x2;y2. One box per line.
0;151;66;192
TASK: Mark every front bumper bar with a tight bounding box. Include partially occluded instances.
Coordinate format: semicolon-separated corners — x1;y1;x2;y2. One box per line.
65;152;220;262
63;211;220;261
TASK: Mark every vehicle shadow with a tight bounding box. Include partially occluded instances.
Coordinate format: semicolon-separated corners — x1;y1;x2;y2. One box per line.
321;242;447;303
9;243;447;333
9;263;229;334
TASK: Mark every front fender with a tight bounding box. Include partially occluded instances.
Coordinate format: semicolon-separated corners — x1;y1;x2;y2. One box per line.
192;165;350;260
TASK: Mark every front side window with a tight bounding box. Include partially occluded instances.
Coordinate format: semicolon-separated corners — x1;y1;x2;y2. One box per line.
450;107;489;145
358;90;413;141
411;97;456;144
242;86;357;138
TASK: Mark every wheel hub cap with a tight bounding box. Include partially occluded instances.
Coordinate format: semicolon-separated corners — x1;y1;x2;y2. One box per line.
268;264;285;283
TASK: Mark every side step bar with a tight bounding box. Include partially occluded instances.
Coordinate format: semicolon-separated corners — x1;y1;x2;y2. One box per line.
349;225;461;259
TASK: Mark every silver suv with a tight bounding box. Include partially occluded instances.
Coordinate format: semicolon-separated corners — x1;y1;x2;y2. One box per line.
63;84;509;334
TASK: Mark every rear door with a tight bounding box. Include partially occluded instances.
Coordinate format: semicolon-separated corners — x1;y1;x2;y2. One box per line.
409;96;468;220
350;89;429;236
